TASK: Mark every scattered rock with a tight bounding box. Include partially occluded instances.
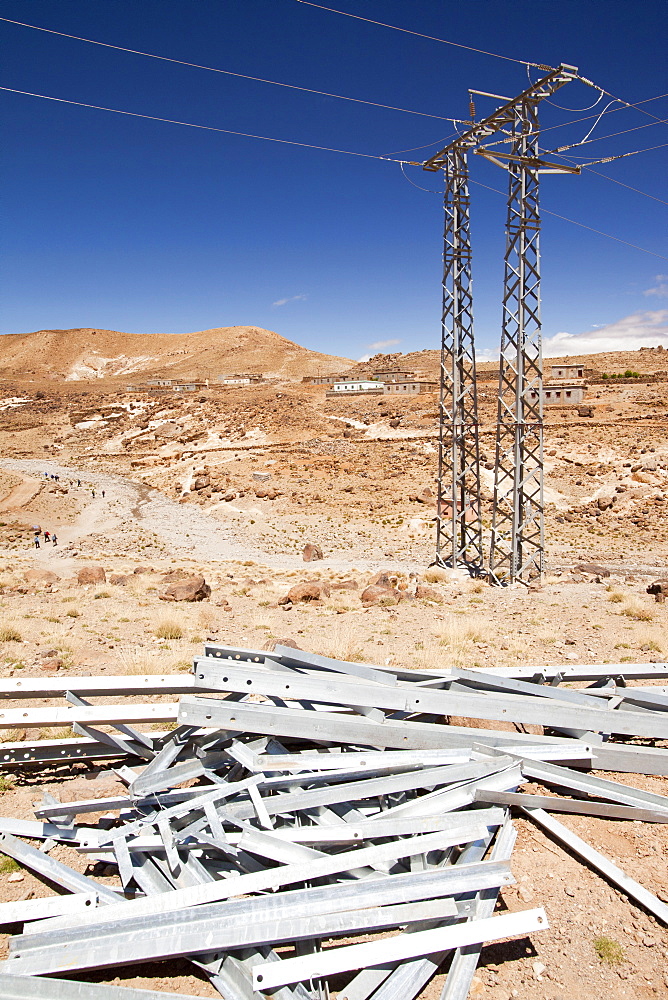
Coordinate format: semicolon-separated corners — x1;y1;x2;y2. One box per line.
415;584;443;603
575;562;610;577
133;566;154;574
279;581;331;605
159;576;211;602
302;543;323;562
24;569;59;585
262;637;301;651
361;584;397;606
368;570;399;588
109;574;132;586
38;657;63;672
77;565;106;585
331;579;358;591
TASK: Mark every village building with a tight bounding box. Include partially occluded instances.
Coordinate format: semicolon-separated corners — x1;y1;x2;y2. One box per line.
325;379;384;397
217;373;264;385
383;380;438;395
303;374;348;385
529;382;588;405
550;363;585;379
373;369;415;382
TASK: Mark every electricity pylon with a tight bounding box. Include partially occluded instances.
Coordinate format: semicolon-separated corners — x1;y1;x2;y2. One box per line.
424;65;579;582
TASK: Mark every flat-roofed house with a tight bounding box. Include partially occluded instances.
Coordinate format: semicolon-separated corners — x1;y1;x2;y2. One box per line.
550;363;585;379
383;380;438;395
529;382;587;405
325;379;384;397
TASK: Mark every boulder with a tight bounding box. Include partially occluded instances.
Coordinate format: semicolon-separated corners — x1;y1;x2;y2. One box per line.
415;584;443;603
263;637;301;651
109;574;132;586
331;579;358;591
279;581;331;605
77;565;106;585
417;488;434;504
222;491;237;502
24;569;59;585
38;657;62;673
302;543;324;562
369;570;398;588
389;417;401;428
133;566;154;574
159;575;211;602
596;496;615;511
647;580;668;603
574;562;610;578
193;475;210;490
361;584;397;606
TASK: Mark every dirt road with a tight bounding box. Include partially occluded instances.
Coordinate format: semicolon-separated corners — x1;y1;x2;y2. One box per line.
0;459;421;574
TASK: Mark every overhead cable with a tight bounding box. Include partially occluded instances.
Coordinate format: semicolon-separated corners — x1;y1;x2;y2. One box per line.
470;179;668;261
0;15;463;123
0;86;410;162
293;0;549;68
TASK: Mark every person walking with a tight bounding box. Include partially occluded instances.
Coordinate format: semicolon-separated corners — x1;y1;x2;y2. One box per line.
77;479;81;487
51;533;58;546
33;533;40;549
91;489;96;498
44;530;50;542
101;490;105;498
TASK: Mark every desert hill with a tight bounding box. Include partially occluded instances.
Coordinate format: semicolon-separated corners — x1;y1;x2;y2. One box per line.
0;326;352;383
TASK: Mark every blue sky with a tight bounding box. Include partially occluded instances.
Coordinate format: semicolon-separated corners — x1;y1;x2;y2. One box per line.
1;0;666;360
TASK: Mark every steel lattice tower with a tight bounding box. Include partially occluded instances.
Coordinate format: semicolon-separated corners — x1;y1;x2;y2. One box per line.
488;100;544;583
424;65;579;582
435;149;484;573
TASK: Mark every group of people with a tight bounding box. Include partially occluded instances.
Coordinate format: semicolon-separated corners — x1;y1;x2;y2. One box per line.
42;472;106;498
32;526;57;549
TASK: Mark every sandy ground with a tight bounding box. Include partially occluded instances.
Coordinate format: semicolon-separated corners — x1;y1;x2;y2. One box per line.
0;364;666;998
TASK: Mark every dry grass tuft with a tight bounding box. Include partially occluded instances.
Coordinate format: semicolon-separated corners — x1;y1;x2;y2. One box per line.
593;936;624;966
0;626;22;643
154;620;184;640
423;568;449;584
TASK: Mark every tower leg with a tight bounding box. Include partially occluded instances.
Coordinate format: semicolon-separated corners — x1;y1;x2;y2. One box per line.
435;149;484;575
489;102;544;584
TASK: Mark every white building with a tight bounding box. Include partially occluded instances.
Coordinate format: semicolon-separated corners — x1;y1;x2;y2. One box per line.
327;380;384;396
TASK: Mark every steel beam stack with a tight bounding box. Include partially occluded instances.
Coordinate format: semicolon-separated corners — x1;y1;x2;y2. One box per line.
0;644;666;998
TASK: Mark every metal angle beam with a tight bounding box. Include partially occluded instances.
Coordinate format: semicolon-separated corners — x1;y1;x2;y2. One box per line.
523;807;668;925
0;703;179;729
0;831;120;904
178;696;601;753
188;667;668;738
0;676;204;699
0;975;203;999
34;822;494;936
517;756;668;814
9;859;511;973
474;789;668;823
251;908;549;989
0;892;98;926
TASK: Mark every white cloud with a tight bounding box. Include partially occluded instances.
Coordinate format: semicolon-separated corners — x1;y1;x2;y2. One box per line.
543;309;668;357
644;275;668;298
357;337;401;361
272;293;307;307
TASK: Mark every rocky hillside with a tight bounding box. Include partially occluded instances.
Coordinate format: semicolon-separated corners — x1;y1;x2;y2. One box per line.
0;326;352;383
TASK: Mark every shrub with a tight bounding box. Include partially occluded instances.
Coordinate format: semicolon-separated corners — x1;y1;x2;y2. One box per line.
0;627;21;643
0;854;19;871
65;609;81;618
593;936;624;965
154;622;184;640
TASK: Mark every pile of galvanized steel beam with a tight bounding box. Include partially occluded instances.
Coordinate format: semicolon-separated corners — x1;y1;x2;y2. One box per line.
0;644;666;999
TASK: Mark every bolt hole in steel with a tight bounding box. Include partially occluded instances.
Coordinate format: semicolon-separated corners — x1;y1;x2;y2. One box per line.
246;680;252;686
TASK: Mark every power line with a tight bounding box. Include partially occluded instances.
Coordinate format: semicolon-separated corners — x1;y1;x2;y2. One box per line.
0;85;409;162
581;164;668;207
0;15;464;123
293;0;548;68
470;179;668;260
